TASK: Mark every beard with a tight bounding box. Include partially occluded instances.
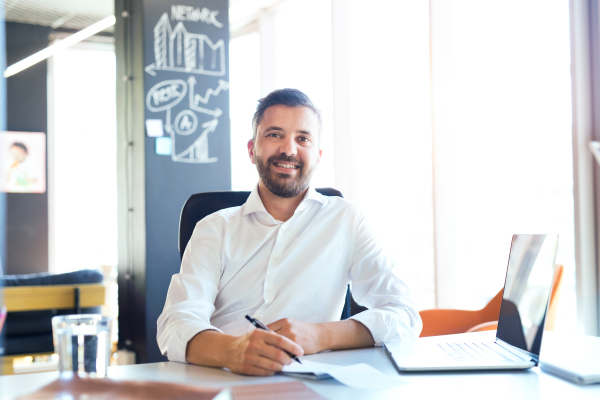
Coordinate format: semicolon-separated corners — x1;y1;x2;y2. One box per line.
255;153;314;198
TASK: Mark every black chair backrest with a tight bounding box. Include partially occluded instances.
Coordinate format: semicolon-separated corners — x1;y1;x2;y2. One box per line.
178;188;364;320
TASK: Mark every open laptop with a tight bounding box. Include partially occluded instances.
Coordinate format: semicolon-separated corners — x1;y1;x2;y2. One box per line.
385;233;559;371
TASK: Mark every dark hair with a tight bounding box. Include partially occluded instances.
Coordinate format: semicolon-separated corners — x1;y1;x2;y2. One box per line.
11;142;28;153
252;88;322;145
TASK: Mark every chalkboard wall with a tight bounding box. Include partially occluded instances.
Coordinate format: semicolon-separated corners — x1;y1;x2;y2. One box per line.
142;0;231;362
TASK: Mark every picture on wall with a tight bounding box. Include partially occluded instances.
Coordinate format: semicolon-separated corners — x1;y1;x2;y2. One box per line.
0;131;46;193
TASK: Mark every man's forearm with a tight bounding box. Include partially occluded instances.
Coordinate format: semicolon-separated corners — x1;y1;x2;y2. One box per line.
186;330;234;367
316;319;374;351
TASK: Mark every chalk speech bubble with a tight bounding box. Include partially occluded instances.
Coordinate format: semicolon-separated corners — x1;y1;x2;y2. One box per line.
146;79;188;112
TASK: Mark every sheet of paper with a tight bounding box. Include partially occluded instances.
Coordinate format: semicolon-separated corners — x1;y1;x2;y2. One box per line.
146;119;164;137
283;359;403;390
155;137;172;156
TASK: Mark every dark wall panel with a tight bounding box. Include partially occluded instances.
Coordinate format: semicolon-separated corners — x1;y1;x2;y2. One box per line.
0;11;7;276
5;23;50;275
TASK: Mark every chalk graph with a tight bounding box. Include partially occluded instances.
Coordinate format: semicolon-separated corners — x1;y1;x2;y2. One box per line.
145;11;228;164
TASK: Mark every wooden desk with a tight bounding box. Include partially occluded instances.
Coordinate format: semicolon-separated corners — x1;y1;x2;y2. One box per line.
1;332;598;400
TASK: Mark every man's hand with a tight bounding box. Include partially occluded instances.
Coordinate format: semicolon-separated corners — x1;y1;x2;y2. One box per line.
268;318;376;355
186;329;304;376
267;318;323;354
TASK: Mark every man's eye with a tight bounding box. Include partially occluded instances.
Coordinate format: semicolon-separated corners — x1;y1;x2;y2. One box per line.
298;137;310;142
266;133;280;138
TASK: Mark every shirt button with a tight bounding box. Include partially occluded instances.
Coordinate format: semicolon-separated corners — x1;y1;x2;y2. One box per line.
281;225;286;231
272;257;278;261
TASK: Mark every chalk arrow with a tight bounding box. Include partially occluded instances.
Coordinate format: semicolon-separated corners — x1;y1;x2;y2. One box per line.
145;63;157;76
202;118;219;134
164;109;174;134
194;79;229;105
188;76;229;106
187;77;223;116
190;103;222;117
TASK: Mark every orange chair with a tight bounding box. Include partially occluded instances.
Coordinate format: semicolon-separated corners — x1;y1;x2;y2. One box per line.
419;264;564;337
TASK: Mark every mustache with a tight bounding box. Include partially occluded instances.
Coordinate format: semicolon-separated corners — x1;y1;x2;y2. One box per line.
267;154;304;167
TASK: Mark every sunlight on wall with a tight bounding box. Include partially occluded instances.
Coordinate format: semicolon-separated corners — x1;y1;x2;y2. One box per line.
50;44;117;273
230;32;260;191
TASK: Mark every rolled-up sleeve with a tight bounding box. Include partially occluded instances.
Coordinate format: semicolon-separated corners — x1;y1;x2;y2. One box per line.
348;211;423;346
157;217;223;362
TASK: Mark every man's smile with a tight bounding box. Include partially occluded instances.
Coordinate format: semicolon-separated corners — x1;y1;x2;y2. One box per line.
273;162;299;170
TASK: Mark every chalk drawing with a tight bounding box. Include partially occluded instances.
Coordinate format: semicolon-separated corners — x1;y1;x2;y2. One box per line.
146;77;226;163
172;118;219;163
145;11;228;164
146;79;187;112
145;13;226;77
188;77;229;105
174;109;198;136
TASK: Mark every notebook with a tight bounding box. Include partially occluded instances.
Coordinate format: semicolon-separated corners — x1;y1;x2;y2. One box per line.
385;234;559;371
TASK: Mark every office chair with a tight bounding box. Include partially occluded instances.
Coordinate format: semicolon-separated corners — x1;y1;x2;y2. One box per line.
419;264;564;337
178;189;367;320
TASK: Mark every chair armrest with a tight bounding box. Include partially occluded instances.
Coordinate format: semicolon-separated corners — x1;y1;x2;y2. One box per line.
466;321;498;333
3;284;107;312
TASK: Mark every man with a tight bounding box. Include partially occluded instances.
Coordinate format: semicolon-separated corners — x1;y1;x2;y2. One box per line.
157;89;422;376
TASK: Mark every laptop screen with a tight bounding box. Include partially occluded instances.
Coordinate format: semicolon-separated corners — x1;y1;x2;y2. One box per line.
496;234;558;359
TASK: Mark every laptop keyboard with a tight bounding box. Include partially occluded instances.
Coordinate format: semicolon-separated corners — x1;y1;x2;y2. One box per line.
438;342;520;363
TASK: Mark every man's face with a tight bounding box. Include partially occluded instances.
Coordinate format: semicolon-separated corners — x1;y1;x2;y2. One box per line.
248;105;322;198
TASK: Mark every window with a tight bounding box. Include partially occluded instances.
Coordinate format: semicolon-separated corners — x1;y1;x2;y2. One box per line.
49;42;117;273
228;0;578;329
434;0;576;331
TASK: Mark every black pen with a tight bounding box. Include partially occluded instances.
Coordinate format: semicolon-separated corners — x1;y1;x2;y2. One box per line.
245;315;302;364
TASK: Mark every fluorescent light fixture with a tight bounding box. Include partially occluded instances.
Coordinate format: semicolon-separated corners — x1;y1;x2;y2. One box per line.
4;15;116;78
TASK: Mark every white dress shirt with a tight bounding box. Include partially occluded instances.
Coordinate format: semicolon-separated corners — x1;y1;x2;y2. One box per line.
157;185;422;363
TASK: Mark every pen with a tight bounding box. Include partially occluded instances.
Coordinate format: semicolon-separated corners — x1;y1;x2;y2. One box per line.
245;315;302;364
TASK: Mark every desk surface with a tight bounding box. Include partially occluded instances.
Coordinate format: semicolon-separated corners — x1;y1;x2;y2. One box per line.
1;332;599;400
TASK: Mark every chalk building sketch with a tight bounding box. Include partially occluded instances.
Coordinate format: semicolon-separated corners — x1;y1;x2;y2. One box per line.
145;10;228;164
145;13;225;77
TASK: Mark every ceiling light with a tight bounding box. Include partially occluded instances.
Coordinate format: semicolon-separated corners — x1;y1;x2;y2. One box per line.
4;15;116;78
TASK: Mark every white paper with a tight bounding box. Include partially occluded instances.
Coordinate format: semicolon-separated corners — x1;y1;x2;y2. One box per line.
145;119;164;137
282;359;403;390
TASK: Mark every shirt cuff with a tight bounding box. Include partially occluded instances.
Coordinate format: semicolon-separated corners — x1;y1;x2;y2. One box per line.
349;307;419;347
166;321;223;363
349;313;383;347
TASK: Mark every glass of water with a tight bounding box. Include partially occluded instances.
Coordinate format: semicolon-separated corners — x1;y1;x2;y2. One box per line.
51;314;111;378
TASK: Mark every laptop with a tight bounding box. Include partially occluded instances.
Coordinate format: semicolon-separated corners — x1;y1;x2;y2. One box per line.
385;233;558;371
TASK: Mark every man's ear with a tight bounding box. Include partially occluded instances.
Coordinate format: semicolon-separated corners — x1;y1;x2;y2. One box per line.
247;139;256;164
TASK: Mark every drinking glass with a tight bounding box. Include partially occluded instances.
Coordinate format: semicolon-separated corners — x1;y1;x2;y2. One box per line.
52;314;111;378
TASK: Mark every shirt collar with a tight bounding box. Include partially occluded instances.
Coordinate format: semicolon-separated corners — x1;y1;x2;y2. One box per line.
243;184;269;217
242;184;324;221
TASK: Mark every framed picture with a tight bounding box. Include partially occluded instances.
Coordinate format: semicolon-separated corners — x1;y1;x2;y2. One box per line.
0;131;46;193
